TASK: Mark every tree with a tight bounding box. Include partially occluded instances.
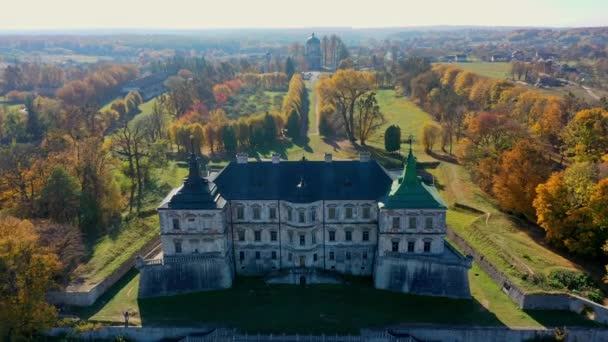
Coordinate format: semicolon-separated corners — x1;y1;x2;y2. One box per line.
565;108;608;162
40;167;80;223
286;110;301;140
222;125;237;153
316;69;376;142
263;112;277;145
355;92;385;145
25;96;43;141
384;125;401;153
34;220;85;283
492;140;552;220
285;57;296;81
0;217;61;340
422;124;441;152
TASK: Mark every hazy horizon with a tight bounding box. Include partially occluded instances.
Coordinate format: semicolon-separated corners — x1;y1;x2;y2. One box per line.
2;0;607;31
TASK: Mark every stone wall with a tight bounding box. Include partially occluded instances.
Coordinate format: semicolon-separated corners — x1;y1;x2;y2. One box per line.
446;228;608;324
46;236;161;307
47;326;608;342
265;267;343;285
374;253;471;299
138;254;233;298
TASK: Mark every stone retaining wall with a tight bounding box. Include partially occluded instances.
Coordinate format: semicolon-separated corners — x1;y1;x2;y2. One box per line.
47;236;161;307
47;326;608;342
446;227;608;324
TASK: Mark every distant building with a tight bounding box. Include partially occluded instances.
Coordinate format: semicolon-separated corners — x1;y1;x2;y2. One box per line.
137;149;472;299
511;50;525;61
305;33;322;71
444;54;468;63
121;72;169;101
491;54;510;62
535;51;559;62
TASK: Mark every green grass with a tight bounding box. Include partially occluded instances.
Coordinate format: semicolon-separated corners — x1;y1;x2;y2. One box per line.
80;263;595;332
448;62;511;80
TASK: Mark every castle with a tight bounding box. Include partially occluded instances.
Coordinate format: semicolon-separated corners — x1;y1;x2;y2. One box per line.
137;149;472;299
305;33;321;70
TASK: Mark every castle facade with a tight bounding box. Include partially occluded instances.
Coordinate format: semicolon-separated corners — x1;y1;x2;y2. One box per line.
137;151;472;299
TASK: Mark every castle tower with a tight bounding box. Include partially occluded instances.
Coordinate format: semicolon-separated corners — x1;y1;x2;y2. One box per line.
137;148;234;298
374;147;472;298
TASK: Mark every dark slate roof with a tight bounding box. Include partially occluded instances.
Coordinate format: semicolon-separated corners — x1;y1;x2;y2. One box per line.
211;159;392;202
306;33;320;45
159;152;226;210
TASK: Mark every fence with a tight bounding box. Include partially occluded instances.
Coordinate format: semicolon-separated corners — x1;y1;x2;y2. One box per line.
47;235;161;307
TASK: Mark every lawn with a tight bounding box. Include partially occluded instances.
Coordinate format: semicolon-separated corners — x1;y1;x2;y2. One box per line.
448;62;511;80
80;263;595;332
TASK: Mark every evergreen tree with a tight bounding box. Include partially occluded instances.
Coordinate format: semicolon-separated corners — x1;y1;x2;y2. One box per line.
25;96;42;141
285;57;296;81
263;112;277;144
384;125;401;152
286;109;300;140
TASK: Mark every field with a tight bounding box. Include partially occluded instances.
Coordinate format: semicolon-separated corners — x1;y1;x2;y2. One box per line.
79;263;595;332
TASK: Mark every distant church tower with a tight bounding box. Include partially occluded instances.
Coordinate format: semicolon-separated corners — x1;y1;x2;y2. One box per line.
305;33;321;71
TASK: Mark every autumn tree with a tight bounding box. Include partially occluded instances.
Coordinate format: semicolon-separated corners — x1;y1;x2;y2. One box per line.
565;108;608;162
355;92;385;145
40;167;81;223
493;140;553;220
0;217;61;340
422;124;441;152
316;69;376;142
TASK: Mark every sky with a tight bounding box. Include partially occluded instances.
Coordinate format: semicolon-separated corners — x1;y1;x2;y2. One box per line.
1;0;607;31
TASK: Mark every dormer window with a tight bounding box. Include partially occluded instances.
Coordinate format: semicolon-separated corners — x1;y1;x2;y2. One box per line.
172;218;180;230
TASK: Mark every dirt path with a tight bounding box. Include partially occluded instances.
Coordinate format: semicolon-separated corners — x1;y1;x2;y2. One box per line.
305;72;321;135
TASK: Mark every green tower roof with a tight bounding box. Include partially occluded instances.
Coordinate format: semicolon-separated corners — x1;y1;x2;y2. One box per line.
380;147;446;210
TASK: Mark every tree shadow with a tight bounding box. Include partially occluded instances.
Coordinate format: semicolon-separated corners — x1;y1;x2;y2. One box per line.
321;136;342;151
427;150;459;164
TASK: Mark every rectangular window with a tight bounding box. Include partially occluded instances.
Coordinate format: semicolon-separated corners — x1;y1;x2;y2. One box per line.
253;207;261;220
174;241;182;254
271;251;277;260
425;217;433;229
172;218;180;230
255;251;261;260
362;231;370;242
287;207;293;221
329;231;336;242
424;241;431;253
288;253;293;261
289;231;293;243
363;252;368;260
299;234;305;246
392;217;400;229
345;231;352;241
345;207;353;219
313;253;318;262
269;207;277;219
346;252;351;260
329;251;335;260
237;207;244;220
312;232;316;244
254;231;261;242
239;251;245;261
362;206;371;219
238;231;245;241
328;207;336;219
298;209;305;223
270;231;278;242
187;217;195;222
391;241;399;252
408;241;415;253
311;209;316;222
409;216;417;229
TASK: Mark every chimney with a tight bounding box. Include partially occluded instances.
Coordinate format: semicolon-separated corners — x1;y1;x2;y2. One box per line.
272;153;280;164
236;153;248;164
324;153;333;163
359;151;371;162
